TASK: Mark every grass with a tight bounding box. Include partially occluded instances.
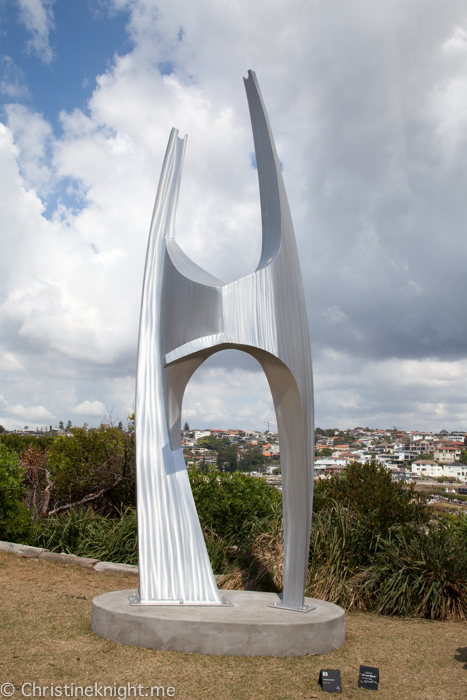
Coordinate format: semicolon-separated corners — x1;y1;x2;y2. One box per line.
31;507;138;565
28;505;467;620
306;508;467;620
1;551;466;700
351;525;467;619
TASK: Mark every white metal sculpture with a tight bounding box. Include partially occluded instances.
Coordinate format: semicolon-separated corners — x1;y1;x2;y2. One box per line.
134;70;314;611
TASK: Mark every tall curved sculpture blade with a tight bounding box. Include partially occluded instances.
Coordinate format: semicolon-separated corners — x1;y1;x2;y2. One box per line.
135;130;223;605
135;70;314;610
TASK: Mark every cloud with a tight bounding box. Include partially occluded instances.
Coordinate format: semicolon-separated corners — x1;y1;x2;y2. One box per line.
0;392;54;429
182;355;274;431
5;104;54;194
16;0;56;64
6;402;54;421
2;0;467;430
322;305;348;325
73;400;107;416
313;351;467;432
0;56;30;100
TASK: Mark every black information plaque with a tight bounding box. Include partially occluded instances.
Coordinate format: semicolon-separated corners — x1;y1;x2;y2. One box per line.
318;669;342;693
358;665;379;690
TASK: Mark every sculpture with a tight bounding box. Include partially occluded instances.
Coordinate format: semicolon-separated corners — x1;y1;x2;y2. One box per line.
134;70;314;611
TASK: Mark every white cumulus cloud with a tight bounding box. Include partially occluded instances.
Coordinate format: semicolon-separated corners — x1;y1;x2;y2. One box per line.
2;0;467;431
73;400;107;416
16;0;56;64
6;403;54;421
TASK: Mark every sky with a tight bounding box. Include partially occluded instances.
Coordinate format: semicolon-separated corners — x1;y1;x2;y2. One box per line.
1;0;467;433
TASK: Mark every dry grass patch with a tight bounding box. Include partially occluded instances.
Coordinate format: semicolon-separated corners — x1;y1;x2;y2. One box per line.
0;551;466;700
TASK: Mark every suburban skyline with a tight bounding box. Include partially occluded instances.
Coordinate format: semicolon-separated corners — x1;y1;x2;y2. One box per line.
1;1;467;432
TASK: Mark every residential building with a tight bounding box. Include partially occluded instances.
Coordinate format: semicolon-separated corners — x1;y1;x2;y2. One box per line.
433;445;462;463
315;458;349;469
194;430;211;440
411;439;434;455
443;462;467;481
411;460;467;481
411;460;444;478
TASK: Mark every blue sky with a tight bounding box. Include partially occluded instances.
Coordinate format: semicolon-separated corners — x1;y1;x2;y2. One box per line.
0;1;133;218
1;0;467;432
1;2;130;124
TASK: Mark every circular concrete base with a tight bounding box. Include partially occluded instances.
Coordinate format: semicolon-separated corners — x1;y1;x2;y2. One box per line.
91;589;345;657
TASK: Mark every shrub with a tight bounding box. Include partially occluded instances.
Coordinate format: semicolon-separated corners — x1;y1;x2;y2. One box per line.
24;462;467;621
189;468;281;543
355;524;467;620
306;504;376;608
32;506;247;572
0;433;54;453
304;505;467;620
314;461;429;531
0;443;32;542
45;423;135;513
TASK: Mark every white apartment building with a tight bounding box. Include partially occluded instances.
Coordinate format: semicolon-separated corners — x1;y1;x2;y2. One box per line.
411;460;444;478
411;460;467;481
194;430;211;440
315;458;349;469
443;463;467;480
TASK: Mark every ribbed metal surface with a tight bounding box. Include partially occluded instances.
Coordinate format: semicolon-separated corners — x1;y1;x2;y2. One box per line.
136;70;314;609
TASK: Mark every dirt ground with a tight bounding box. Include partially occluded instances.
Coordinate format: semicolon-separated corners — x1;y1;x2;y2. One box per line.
1;551;466;700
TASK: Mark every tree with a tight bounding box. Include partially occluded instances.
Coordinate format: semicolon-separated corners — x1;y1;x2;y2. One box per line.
319;447;333;457
184;421;190;431
59;421;64;430
0;443;32;541
44;423;135;514
217;444;238;472
66;420;73;430
314;461;429;532
197;458;209;474
0;432;54;453
460;450;467;465
316;428;341;437
0;426;5;434
197;435;229;451
238;446;265;472
21;445;51;518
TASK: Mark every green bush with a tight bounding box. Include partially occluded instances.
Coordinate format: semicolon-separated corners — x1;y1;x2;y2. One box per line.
45;423;135;511
23;461;467;621
30;471;282;571
0;443;32;542
314;461;429;531
355;524;467;620
306;505;467;620
0;433;54;454
31;506;246;572
307;504;376;607
189;468;281;543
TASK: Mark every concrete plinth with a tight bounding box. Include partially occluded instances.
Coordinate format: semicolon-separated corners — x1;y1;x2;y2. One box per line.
91;589;345;657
